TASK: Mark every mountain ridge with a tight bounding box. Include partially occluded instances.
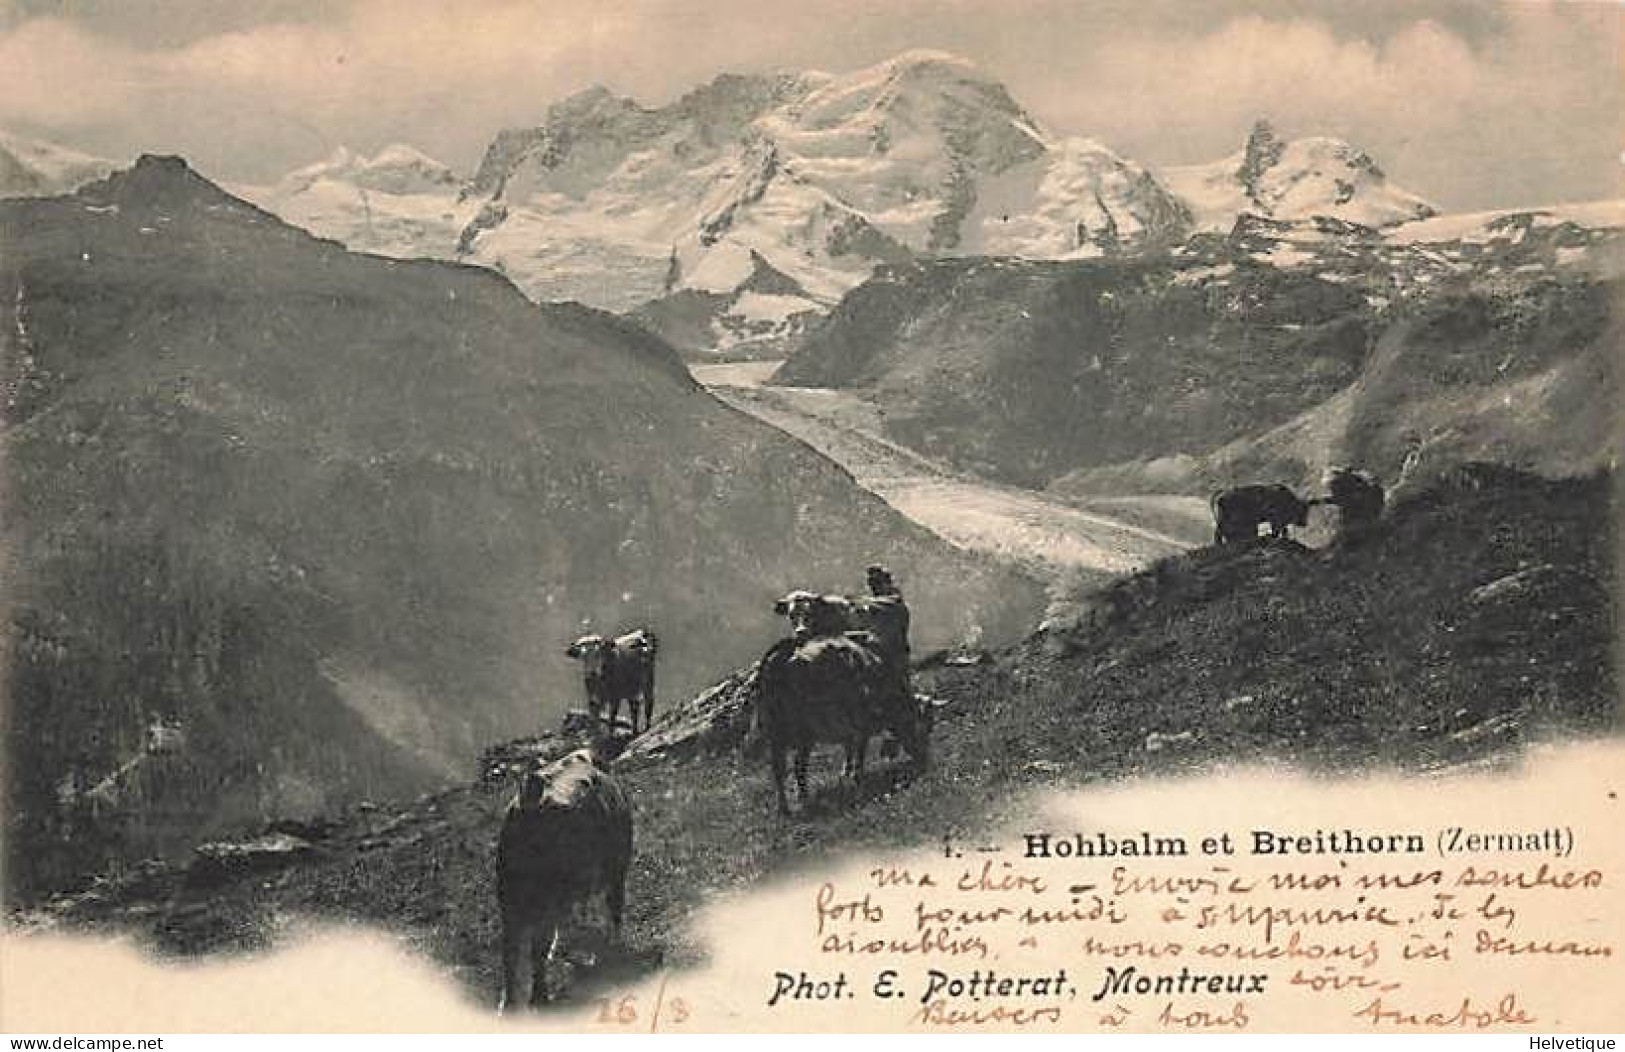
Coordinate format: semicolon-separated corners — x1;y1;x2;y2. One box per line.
216;55;1440;357
769;201;1622;491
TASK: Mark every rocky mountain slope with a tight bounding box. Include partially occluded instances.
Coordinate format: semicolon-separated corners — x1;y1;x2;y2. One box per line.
1;157;1041;899
27;467;1616;1008
773;194;1623;491
1054;272;1620;499
1050;202;1625;497
772;254;1380;485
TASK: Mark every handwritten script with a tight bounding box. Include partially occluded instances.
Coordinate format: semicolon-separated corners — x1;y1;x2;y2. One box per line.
761;817;1614;1031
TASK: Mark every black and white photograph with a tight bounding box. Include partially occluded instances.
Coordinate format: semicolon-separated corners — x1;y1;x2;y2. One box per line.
0;0;1619;1034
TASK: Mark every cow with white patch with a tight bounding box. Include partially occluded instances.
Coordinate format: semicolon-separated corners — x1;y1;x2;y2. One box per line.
771;590;858;638
1210;483;1311;544
495;748;633;1011
566;628;659;733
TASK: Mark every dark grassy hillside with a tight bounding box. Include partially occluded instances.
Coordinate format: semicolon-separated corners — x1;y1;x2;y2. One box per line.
1055;275;1620;499
1336;278;1618;488
773;257;1375;486
1;157;1041;899
776;238;1617;501
34;468;1616;1009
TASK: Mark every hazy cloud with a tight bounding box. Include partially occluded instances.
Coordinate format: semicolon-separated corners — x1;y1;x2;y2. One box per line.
1040;4;1620;208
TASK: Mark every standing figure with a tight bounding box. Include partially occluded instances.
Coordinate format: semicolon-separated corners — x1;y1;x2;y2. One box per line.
855;565;925;766
858;565;911;703
1322;466;1385;536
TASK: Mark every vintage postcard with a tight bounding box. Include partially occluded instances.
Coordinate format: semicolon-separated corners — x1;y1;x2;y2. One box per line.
0;0;1620;1035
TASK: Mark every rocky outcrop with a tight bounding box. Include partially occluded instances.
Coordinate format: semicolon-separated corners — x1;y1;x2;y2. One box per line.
1235;119;1287;205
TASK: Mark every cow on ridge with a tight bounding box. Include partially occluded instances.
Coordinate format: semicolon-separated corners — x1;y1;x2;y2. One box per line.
566;629;658;733
1210;483;1311;544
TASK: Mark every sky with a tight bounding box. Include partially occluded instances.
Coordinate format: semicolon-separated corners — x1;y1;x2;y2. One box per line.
0;0;1619;211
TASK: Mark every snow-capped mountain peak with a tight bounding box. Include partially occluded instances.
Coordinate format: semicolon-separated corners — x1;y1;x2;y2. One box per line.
445;51;1078;320
276;144;460;197
0;130;117;199
1164;118;1435;232
958;136;1191;259
232;64;1460;360
763;50;1051;253
235;144;468;263
781;48;1042;140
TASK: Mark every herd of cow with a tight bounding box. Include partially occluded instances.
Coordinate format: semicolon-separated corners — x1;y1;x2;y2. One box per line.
1210;466;1384;544
498;565;924;1009
493;470;1387;1010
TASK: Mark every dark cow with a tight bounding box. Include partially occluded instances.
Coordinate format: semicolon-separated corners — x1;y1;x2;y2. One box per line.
566;629;658;733
776;575;914;715
495;748;633;1012
772;590;856;639
1211;483;1311;544
758;592;929;815
1322;466;1385;532
774;574;911;670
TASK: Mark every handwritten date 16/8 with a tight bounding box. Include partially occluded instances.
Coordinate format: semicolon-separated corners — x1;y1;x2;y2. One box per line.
595;991;690;1028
